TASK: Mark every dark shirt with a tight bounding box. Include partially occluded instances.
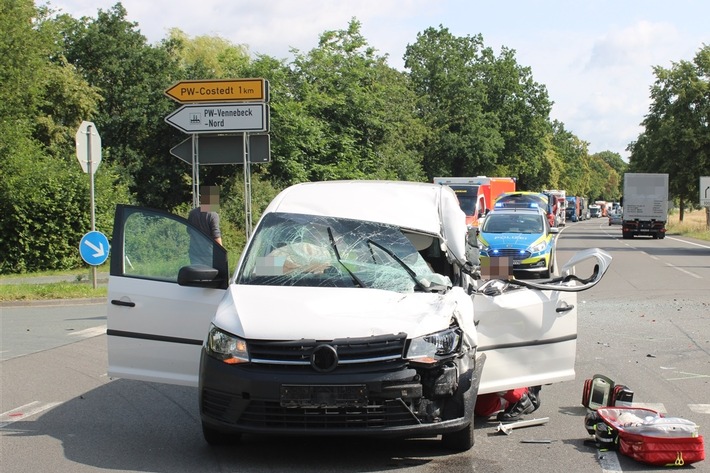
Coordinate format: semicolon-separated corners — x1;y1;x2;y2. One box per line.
188;208;221;240
187;208;221;265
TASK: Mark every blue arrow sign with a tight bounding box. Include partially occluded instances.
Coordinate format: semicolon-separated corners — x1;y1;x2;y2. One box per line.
80;231;110;266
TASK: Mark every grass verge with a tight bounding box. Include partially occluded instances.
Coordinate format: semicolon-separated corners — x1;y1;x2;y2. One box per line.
0;268;107;303
667;209;710;240
0;282;107;302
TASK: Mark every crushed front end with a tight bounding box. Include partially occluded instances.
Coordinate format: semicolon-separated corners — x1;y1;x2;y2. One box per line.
199;326;481;440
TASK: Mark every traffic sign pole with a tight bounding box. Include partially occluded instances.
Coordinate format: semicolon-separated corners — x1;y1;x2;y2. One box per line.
243;131;252;238
76;121;103;289
87;125;97;287
193;134;199;208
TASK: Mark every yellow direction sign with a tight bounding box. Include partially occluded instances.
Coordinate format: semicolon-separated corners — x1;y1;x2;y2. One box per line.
165;78;268;103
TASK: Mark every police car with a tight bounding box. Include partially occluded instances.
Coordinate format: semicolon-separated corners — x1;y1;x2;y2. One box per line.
478;203;558;278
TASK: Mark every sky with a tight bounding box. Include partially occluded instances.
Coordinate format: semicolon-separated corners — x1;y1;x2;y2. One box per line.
48;0;709;161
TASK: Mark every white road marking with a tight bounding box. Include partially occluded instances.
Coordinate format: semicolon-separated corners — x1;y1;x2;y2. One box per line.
598;450;622;472
67;325;106;338
0;401;61;428
666;236;710;249
664;262;702;279
666;371;710;381
688;404;710;414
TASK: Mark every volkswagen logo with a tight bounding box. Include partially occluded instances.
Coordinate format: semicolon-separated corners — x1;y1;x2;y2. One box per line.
311;344;338;372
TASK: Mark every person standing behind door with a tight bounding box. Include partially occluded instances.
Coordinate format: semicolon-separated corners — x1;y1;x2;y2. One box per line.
187;186;222;265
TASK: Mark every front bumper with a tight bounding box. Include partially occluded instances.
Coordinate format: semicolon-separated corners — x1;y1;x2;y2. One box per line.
199;349;483;438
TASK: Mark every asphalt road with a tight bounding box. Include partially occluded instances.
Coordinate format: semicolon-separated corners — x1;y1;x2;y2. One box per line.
1;218;708;473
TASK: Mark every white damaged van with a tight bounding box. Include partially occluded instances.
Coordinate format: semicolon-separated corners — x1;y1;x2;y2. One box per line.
107;180;611;451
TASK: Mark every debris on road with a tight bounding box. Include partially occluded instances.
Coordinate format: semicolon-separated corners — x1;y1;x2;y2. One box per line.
496;417;550;435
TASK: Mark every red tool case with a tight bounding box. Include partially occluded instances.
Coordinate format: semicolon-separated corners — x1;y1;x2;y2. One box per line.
595;407;705;467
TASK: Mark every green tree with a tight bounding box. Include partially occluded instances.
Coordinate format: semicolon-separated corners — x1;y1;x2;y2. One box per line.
0;1;132;273
404;27;503;179
61;3;185;209
591;151;626;200
586;155;617;202
403;26;552;188
628;45;710;219
551;120;592;196
166;28;251;79
280;19;426;183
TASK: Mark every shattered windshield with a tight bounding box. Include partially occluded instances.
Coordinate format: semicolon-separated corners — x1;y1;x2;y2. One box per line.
237;212;450;292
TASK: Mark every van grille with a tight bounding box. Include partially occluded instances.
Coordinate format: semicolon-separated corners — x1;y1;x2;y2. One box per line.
247;333;407;371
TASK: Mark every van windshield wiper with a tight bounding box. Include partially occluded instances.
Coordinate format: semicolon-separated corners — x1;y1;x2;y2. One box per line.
366;239;432;292
327;227;366;288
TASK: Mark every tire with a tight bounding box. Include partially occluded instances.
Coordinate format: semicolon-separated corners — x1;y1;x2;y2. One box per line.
202;423;242;446
441;421;474;451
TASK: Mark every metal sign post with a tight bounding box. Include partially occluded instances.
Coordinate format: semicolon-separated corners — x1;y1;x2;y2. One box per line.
701;176;710;230
192;134;200;207
243;131;252;238
75;121;103;288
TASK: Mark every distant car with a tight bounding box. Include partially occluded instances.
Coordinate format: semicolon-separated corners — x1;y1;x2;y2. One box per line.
478;204;559;278
608;212;623;226
589;205;602;218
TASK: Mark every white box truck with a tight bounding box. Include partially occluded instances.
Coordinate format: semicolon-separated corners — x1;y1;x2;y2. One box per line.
621;173;669;239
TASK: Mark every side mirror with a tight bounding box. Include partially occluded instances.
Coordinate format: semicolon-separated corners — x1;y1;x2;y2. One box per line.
178;264;225;288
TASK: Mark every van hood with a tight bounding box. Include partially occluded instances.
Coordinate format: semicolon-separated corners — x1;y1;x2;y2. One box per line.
212;285;469;341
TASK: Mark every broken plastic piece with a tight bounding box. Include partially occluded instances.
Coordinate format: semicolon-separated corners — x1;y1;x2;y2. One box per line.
496;417;550;435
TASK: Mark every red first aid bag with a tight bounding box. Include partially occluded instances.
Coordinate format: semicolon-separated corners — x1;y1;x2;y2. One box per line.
596;407;705;466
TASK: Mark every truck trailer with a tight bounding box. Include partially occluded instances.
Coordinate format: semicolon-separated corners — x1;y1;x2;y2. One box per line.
621;173;669;239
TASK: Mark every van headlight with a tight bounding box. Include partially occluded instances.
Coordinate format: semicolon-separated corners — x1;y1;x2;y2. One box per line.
406;327;462;364
205;325;249;364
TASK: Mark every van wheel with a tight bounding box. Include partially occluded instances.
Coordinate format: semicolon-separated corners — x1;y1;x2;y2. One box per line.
202;423;242;446
441;421;474;451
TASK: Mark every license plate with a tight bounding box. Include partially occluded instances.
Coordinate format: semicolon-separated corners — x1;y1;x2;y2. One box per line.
513;260;522;265
280;384;368;408
639;229;649;232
